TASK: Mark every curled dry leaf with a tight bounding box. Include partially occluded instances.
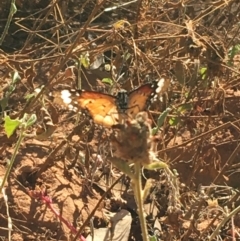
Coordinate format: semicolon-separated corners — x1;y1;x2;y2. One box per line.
35;104;58;140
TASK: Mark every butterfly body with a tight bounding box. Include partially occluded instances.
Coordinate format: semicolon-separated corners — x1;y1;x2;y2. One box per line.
61;81;162;128
116;90;129;111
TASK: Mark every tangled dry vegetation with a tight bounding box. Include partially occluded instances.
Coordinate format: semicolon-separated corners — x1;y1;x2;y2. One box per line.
1;0;240;240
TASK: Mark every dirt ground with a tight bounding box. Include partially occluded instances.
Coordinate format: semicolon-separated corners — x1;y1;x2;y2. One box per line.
1;0;240;240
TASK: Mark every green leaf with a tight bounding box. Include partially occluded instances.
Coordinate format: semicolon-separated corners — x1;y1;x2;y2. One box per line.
102;78;113;85
80;53;90;68
21;113;37;128
11;2;17;15
169;117;179;126
24;93;36;101
157;108;171;127
108;157;135;179
4;115;21;138
177;103;192;113
149;235;158;241
151;108;171;135
151;127;158;135
199;67;207;80
8;85;16;93
25;114;37;127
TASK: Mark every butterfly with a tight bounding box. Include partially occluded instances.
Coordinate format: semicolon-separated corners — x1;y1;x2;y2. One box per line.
61;80;165;128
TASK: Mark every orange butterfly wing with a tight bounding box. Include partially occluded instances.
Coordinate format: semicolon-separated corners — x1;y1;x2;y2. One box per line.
61;81;157;127
126;83;156;117
61;90;127;128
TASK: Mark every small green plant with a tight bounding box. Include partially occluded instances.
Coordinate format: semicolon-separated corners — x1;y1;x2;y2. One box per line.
0;113;37;192
0;70;21;113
